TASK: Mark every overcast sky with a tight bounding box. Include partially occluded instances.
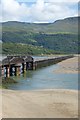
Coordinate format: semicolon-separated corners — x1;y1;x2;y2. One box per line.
0;0;79;23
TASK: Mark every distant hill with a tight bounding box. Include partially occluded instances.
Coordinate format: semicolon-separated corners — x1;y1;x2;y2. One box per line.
2;16;80;54
2;16;79;34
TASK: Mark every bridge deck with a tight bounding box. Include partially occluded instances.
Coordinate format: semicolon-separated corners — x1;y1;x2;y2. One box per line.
33;55;73;62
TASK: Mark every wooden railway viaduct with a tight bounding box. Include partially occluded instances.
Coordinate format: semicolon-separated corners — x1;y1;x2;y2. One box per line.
0;55;74;77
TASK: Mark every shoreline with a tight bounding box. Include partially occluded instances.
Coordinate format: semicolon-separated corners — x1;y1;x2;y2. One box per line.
3;88;78;92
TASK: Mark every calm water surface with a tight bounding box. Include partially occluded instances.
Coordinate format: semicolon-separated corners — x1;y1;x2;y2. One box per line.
7;64;78;90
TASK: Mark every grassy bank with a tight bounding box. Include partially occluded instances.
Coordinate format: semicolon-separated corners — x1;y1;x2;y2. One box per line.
0;85;2;88
2;77;17;89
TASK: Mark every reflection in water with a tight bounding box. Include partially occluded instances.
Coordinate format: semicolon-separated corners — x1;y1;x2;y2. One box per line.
5;64;78;90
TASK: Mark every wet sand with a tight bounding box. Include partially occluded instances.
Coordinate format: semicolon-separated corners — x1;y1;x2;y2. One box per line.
2;89;78;118
0;56;79;118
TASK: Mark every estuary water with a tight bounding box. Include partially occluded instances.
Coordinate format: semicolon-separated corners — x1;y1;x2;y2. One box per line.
7;63;78;90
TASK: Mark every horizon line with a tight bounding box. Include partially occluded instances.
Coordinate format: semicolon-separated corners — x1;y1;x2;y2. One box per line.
1;16;79;24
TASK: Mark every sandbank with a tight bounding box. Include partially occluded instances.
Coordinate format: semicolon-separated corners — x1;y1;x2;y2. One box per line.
53;56;79;74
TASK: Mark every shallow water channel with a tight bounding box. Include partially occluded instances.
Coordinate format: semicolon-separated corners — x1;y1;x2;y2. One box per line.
7;63;78;90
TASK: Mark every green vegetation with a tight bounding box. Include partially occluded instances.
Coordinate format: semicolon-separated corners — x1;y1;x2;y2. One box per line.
2;77;17;89
2;32;78;53
0;85;2;88
0;77;17;89
2;42;61;55
1;16;79;54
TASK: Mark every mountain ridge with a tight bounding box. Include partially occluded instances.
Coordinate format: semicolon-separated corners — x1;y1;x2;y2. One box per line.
2;16;79;54
2;16;79;24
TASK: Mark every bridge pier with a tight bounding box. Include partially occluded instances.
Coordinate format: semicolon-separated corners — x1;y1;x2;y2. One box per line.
5;66;10;78
22;63;26;73
33;62;37;70
10;65;13;76
26;62;28;70
14;65;21;76
26;62;33;70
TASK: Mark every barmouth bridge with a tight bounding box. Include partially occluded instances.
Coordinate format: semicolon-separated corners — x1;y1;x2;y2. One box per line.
0;55;74;77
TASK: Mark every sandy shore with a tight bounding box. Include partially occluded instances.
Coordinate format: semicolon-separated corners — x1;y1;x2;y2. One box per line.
2;89;78;118
53;56;79;74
